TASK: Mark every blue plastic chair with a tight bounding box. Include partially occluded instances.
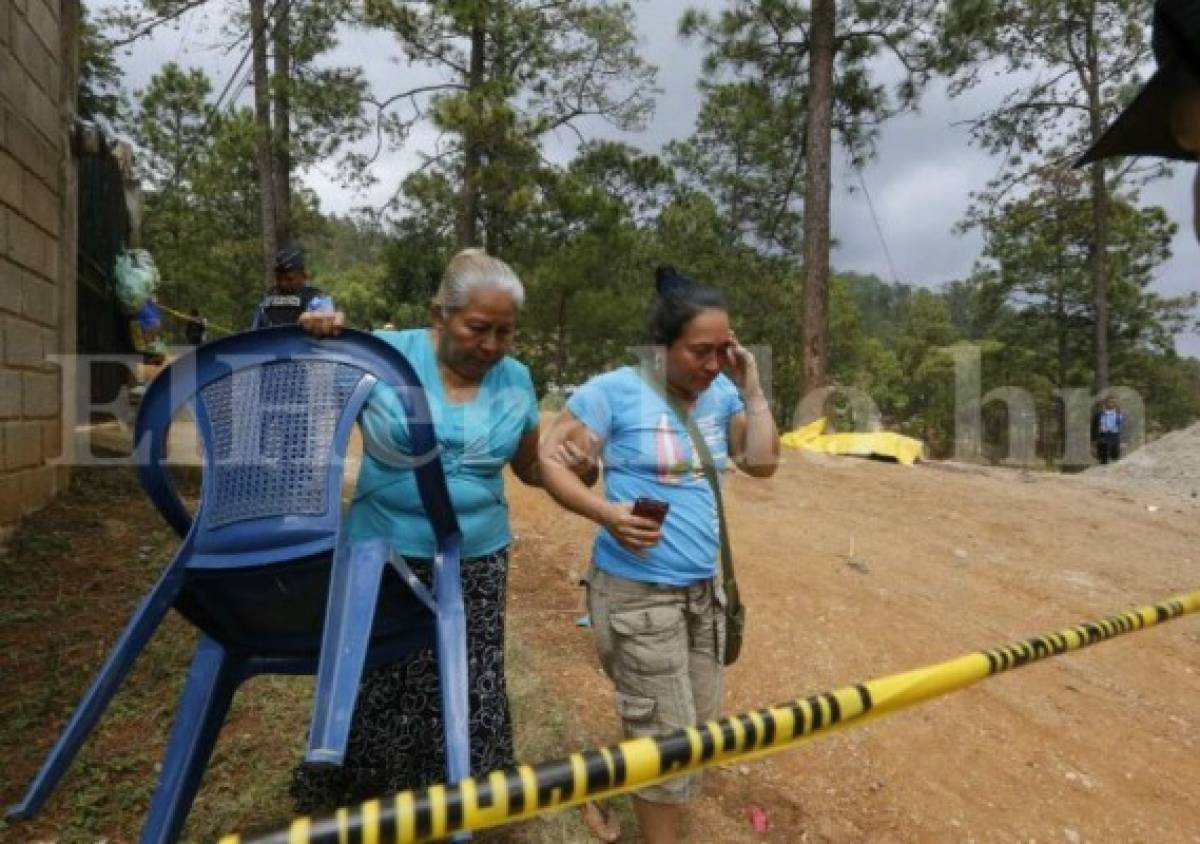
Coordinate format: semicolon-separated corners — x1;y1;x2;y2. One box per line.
6;327;471;843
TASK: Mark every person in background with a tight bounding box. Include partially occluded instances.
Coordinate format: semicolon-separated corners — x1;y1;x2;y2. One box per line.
184;307;207;346
251;244;335;329
538;266;779;844
1091;395;1126;464
1078;0;1200;242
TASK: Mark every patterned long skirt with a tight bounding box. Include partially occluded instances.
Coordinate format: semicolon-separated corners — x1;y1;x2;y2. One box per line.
290;548;514;813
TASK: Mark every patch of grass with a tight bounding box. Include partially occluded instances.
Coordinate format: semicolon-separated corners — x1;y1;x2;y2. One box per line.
1;468;609;842
68;466;145;498
7;527;71;562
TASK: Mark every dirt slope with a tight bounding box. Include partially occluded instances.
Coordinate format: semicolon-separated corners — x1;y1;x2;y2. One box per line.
505;452;1200;843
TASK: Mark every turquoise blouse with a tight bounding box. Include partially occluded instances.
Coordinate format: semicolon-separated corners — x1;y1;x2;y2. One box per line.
347;329;539;559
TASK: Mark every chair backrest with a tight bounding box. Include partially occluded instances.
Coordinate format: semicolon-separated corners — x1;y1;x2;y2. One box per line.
133;327;459;570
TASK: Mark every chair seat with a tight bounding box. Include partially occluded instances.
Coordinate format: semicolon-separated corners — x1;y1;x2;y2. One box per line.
174;551;436;657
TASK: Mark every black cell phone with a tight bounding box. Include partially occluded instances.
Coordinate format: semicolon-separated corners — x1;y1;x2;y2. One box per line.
631;497;670;525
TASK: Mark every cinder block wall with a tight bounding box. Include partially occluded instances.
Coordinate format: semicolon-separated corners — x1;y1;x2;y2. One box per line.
0;0;79;540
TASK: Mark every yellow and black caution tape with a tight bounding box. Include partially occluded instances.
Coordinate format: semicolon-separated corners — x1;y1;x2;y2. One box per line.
221;589;1200;844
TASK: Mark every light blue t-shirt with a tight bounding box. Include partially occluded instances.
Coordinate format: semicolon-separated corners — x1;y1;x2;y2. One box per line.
567;366;745;586
347;329;539;559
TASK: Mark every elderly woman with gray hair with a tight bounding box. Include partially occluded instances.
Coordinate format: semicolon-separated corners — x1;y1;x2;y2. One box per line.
292;248;592;811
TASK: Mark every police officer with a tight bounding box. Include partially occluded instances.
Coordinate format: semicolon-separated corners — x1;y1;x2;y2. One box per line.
1079;0;1200;242
251;244;336;329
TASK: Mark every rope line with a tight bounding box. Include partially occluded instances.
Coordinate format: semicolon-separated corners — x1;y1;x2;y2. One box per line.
856;168;902;286
153;300;237;336
219;588;1200;844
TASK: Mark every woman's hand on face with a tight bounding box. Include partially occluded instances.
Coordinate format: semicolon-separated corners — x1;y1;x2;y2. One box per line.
724;330;761;393
601;502;663;556
299;310;345;338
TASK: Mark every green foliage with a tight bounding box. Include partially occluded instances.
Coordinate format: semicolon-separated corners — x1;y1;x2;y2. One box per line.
95;0;1198;465
965;167;1197;393
682;0;944;168
128;65;279;333
363;0;658;249
943;0;1162;184
79;6;127;123
507;143;672;389
667;80;806;255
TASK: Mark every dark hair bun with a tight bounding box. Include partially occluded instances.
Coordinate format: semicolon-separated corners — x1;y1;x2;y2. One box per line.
654;264;692;298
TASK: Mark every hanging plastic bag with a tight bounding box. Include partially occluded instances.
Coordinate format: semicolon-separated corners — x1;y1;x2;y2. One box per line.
114;249;160;314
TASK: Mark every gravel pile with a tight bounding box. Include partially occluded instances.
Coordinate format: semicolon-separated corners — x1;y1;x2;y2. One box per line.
1084;423;1200;501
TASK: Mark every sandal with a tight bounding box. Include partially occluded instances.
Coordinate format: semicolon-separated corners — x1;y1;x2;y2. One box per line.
578;800;621;842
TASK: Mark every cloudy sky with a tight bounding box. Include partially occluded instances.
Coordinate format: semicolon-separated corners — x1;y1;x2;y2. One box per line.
105;0;1199;355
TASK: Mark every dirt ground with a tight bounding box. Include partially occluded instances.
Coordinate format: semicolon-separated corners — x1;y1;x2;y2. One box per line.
504;451;1200;843
3;438;1197;842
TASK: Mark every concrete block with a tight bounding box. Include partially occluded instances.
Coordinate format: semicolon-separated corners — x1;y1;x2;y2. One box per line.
0;257;22;314
22;168;58;235
27;81;60;151
41;417;60;459
40;325;57;360
27;0;59;55
21;272;55;324
6;112;55;184
22;370;57;416
7;212;46;274
42;227;57;280
48;50;61;99
13;14;53;93
4;315;43;367
0;50;30;117
19;464;57;513
0;148;19;209
0;471;20;525
0;369;20;417
3;420;42;470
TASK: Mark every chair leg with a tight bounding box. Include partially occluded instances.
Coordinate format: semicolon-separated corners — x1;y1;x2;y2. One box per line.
433;540;473;843
432;540;471;786
305;539;388;766
140;634;243;844
5;562;187;821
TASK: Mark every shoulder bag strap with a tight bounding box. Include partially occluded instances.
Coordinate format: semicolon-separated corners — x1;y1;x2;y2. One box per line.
636;368;741;612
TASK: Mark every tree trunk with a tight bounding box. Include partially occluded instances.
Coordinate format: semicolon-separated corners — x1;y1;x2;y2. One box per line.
272;0;291;247
250;0;277;286
458;12;486;249
484;3;508;254
1056;288;1069;458
1084;11;1109;392
800;0;835;402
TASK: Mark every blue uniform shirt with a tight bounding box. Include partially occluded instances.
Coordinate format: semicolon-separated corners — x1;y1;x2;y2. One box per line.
567;366;745;586
347;329;540;559
251;286;334;329
1098;409;1122;434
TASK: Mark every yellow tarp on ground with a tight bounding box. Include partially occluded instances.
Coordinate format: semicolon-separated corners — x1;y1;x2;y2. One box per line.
780;417;925;465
